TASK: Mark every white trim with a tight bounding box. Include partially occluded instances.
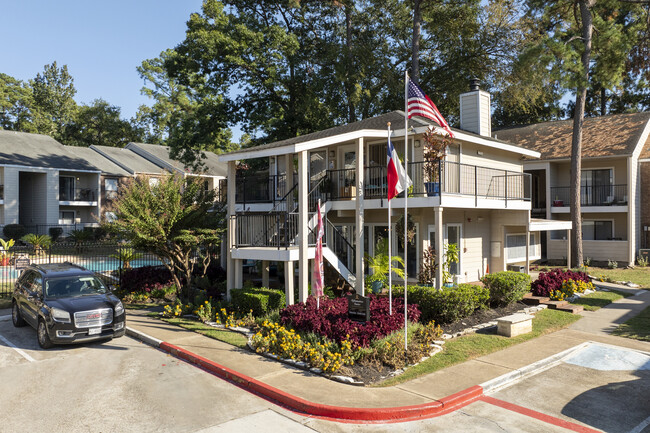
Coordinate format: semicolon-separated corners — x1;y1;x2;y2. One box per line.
528;219;572;231
582;218;616;241
0;163;100;174
631;118;650;160
218;129;388;162
445;223;462;277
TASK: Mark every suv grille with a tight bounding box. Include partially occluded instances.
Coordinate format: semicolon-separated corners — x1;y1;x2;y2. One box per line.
74;308;113;328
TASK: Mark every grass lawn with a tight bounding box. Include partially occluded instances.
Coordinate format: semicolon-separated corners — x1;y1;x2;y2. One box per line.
160;316;249;349
589;267;650;288
376;309;581;387
571;289;631;311
612;306;650;342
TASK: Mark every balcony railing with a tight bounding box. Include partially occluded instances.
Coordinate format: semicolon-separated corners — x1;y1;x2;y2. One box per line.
59;188;98;202
550;185;627;207
234;173;297;205
233;211;321;248
326;160;531;202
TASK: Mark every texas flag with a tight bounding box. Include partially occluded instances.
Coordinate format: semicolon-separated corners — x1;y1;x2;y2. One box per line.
387;139;412;201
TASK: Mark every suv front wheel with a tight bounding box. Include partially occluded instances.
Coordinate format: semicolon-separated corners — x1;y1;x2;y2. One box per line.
12;302;25;327
37;320;53;349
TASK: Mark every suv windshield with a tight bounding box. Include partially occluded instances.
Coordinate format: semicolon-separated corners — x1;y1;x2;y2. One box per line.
44;276;109;298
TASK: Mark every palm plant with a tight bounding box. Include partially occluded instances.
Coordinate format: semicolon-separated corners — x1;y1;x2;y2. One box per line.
110;247;143;269
21;233;53;255
366;237;405;293
0;238;15;264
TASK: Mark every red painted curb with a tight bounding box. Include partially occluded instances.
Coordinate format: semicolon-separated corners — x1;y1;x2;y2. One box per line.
159;342;483;423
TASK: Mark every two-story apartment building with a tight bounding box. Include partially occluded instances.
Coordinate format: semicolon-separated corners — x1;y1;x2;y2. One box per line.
497;112;650;266
0;130;101;235
219;85;568;305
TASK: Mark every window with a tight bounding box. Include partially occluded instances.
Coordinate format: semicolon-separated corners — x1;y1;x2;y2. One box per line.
446;224;461;275
506;233;540;262
551;230;568;240
581;169;613;205
60;176;75;201
105;178;118;199
582;220;613;240
60;211;75;225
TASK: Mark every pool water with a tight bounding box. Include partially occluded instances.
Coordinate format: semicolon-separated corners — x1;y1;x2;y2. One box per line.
0;257;164;280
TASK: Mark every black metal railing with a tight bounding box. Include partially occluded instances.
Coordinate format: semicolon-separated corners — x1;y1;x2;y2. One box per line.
326;219;356;274
233;173;297;205
0;243;166;296
59;187;98;202
550;184;627;207
234;212;299;248
325;160;530;202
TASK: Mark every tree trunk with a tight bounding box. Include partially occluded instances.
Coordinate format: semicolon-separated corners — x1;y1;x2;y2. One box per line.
570;0;595;267
600;87;606;116
411;0;422;84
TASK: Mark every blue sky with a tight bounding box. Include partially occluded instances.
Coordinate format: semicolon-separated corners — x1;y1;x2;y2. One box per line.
0;0;203;120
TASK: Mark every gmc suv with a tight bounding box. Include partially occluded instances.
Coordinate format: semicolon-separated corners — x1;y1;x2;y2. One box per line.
12;263;126;348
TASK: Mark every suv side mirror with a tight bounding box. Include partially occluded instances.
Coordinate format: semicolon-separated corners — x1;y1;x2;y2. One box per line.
108;285;117;292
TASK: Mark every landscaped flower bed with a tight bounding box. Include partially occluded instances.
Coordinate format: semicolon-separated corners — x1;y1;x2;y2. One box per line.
280;295;421;348
531;269;590;297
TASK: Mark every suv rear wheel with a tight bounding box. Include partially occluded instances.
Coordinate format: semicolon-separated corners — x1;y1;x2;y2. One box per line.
12;302;25;327
37;320;53;349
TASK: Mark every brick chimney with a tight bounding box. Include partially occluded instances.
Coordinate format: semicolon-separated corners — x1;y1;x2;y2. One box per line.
459;78;491;137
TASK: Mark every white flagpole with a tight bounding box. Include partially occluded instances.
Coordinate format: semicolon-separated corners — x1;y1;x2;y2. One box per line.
404;70;409;351
387;123;393;316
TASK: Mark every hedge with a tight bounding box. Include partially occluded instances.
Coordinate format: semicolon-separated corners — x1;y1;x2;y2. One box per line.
231;287;285;316
481;271;531;307
395;284;489;324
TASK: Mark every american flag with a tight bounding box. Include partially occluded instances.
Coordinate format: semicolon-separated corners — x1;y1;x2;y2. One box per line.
407;80;454;137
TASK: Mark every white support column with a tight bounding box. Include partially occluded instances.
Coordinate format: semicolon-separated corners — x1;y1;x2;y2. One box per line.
435;207;443;290
298;150;309;303
262;260;270;288
525;228;530;275
285;261;295;306
355;137;365;294
234;259;243;289
566;229;571;269
226;161;237;301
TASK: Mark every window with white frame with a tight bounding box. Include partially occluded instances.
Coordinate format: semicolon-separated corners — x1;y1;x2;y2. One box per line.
506;233;540;262
60;210;75;225
105;178;118;199
582;220;613;240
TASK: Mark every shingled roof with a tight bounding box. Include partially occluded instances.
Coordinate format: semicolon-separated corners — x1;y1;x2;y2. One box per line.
496;112;650;160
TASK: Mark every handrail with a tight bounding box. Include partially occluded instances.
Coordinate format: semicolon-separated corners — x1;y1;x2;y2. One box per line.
326;219;356;273
267;182;298;214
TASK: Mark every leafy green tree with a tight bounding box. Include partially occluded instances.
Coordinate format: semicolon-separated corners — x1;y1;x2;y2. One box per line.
30;61;77;140
0;73;35;131
105;174;224;298
62;99;143;147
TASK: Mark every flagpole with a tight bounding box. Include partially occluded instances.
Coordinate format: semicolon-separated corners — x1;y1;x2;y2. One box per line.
387;123;393;316
404;70;409;351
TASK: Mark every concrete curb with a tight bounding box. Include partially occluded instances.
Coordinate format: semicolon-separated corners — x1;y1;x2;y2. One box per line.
127;328;483;422
126;327;163;348
480;342;591;393
0;315;11;322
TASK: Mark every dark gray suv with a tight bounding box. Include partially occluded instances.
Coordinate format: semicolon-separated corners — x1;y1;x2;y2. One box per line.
12;262;126;348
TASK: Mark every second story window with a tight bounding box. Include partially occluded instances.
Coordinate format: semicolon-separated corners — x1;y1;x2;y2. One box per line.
105;178;118;199
60;176;75;201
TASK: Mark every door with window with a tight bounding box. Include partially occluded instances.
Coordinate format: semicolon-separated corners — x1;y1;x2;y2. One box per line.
60;176;75;201
445;224;462;276
581;169;612;205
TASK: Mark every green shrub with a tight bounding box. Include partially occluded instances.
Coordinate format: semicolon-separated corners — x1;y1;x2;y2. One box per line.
481;271;531;307
396;284;489;324
3;224;26;240
48;227;63;242
230;287;285;316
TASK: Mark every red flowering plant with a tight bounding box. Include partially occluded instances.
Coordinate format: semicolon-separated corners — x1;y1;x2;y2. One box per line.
280;295;421;348
531;269;590;297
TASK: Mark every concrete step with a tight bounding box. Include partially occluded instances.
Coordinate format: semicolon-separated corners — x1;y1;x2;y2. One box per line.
543;300;569;309
522;295;550;305
556;304;584;314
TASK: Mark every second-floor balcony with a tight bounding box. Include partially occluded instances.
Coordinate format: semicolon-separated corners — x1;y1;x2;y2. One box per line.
550;185;627;207
59;187;98;203
232;160;531;206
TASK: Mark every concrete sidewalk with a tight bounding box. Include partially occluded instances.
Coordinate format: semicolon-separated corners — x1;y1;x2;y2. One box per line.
125;284;650;420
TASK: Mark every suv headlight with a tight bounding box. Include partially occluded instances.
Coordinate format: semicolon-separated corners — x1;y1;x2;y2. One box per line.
114;301;124;316
51;307;71;323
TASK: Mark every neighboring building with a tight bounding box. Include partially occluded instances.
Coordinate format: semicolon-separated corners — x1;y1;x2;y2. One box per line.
0;130;101;235
497;112;650;266
218;84;568;304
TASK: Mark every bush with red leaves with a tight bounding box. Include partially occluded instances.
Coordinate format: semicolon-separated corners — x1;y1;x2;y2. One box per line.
531;269;590;297
280;295;420;348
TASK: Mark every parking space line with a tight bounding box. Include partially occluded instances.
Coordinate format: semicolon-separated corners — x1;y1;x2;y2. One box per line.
0;315;10;322
628;415;650;433
480;395;601;433
0;333;36;363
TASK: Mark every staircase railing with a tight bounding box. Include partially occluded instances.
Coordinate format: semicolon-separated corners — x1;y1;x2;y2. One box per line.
326;219;356;274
